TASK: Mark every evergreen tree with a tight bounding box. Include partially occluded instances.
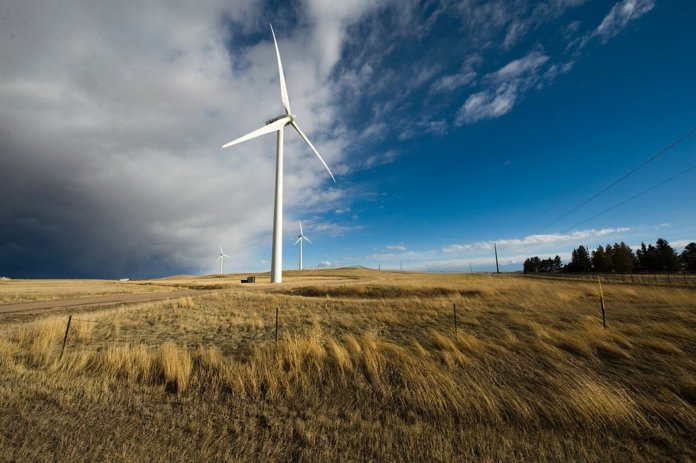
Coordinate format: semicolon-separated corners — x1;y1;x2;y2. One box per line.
680;243;696;271
552;255;562;272
611;242;635;273
655;238;679;271
591;245;612;272
566;246;591;273
524;256;562;273
524;257;540;273
636;242;659;271
604;243;615;269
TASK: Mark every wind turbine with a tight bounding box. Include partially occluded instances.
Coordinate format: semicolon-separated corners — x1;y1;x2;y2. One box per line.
294;221;312;270
222;24;335;284
216;247;231;275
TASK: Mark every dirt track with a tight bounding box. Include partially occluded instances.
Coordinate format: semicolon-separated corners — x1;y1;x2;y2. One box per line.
0;289;218;317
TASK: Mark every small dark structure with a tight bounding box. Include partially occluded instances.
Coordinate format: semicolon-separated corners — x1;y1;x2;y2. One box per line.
241;276;256;284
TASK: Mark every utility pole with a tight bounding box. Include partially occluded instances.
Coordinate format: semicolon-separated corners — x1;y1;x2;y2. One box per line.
494;243;500;274
469;263;473;273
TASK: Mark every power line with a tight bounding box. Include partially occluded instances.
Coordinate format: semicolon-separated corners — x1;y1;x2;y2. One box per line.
531;86;696;229
532;125;696;234
560;163;696;233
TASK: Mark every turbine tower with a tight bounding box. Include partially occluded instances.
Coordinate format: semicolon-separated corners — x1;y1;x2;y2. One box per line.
222;24;335;283
294;221;312;270
216;247;231;275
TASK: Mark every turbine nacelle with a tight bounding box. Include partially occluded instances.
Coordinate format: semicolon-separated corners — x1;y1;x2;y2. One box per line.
265;114;295;126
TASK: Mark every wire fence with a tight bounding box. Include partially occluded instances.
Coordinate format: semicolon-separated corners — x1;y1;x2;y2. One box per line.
522;271;696;287
2;300;470;360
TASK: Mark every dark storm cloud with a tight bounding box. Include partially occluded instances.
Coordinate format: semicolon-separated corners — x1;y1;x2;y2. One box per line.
0;0;362;278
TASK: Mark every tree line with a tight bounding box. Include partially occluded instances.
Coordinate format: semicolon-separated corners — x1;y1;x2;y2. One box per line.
523;238;696;274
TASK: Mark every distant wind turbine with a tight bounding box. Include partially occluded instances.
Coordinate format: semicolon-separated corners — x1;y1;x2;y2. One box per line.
216;247;231;275
221;24;335;283
294;221;312;270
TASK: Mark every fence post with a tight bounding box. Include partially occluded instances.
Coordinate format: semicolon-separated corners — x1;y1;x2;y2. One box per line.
275;308;279;342
667;273;671;286
60;315;72;359
654;274;657;284
631;273;634;283
684;273;688;286
453;303;457;335
597;277;606;329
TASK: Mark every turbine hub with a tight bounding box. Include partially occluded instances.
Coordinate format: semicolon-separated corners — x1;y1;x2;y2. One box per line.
265;114;291;125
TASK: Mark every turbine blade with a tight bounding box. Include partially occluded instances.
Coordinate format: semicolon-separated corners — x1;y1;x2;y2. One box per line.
294;237;301;245
222;117;290;148
223;254;232;258
304;236;312;244
290;121;336;182
299;220;303;235
217;256;222;261
270;24;291;115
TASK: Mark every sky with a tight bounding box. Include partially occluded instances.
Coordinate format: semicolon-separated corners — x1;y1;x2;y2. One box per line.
1;0;695;278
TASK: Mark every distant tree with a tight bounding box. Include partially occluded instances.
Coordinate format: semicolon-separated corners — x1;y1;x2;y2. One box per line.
524;256;562;273
604;243;615;269
611;242;635;273
636;242;658;272
539;257;553;272
565;246;591;273
552;255;562;272
655;238;680;271
591;245;612;273
524;257;541;273
680;243;696;271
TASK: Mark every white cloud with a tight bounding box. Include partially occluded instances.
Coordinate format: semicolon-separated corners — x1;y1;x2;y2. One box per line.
443;227;631;253
456;51;549;124
494;52;550;79
503;20;528;49
441;244;473;254
361;149;400;169
430;71;476;94
305;0;385;74
669;240;694;250
352;226;644;272
457;85;517;124
595;0;655;42
310;221;363;237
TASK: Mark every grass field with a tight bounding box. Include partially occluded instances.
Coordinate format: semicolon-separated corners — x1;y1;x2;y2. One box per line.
0;279;182;305
1;268;695;462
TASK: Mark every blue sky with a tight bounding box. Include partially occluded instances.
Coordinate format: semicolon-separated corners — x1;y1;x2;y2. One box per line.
1;0;695;277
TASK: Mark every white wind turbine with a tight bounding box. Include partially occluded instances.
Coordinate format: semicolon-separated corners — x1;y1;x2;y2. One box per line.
216;247;231;275
222;24;335;283
294;221;312;271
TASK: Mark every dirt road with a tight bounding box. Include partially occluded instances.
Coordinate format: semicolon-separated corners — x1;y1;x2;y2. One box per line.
0;289;218;317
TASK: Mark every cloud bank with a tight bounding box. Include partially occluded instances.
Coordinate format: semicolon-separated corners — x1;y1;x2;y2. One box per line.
0;0;379;277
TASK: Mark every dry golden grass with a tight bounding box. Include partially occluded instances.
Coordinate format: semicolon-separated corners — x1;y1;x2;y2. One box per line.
1;269;695;462
0;278;182;304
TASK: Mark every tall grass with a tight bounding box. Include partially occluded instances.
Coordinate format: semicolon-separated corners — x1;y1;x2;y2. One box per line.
1;271;695;461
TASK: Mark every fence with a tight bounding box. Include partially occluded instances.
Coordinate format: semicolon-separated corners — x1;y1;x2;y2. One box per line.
522;271;696;287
